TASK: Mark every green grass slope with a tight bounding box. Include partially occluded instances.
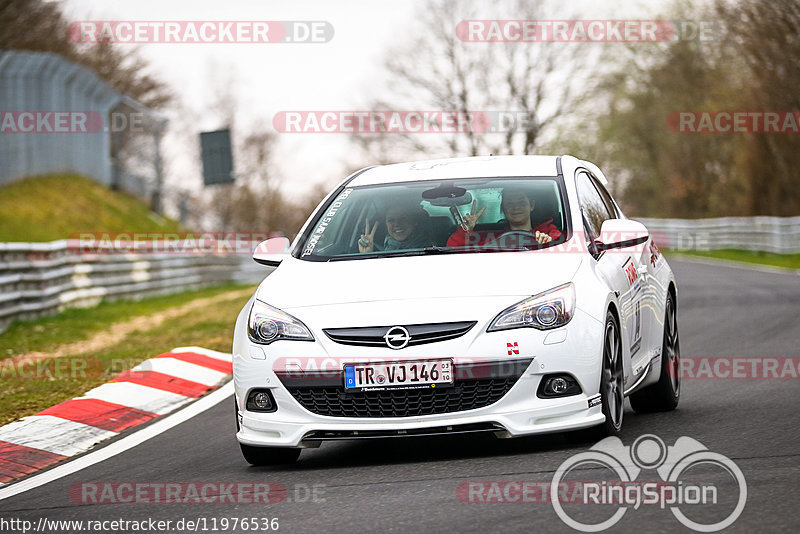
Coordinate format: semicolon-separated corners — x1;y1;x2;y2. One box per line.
0;174;182;242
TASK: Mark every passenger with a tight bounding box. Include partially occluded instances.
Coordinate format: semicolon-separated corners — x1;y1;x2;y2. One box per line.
446;188;561;247
358;203;433;252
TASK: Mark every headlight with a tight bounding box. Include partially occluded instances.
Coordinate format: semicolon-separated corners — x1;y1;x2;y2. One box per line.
248;299;314;344
487;282;575;332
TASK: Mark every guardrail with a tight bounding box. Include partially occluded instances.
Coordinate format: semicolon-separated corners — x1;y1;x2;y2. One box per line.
0;241;240;333
636;216;800;254
2;216;798;333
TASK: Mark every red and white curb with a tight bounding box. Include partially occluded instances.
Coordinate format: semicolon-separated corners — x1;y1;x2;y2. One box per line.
0;346;231;485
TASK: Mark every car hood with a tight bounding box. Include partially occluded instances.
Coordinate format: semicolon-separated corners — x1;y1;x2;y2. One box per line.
256;251;583;310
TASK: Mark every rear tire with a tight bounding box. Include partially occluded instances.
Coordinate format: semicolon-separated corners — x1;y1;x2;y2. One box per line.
630;292;680;413
240;444;301;466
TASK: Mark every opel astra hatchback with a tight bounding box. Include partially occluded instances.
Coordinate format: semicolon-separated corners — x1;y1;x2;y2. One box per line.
233;155;680;465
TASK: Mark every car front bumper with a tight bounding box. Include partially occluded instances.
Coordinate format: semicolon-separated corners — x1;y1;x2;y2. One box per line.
233;307;606;448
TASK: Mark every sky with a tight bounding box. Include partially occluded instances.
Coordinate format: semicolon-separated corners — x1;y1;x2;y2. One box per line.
58;0;664;209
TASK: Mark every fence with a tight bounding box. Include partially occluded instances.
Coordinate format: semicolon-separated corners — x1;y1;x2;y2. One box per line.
636;216;800;254
0;51;165;207
0;241;241;334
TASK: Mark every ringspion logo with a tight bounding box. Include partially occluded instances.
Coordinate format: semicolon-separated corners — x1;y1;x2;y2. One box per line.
551;435;746;532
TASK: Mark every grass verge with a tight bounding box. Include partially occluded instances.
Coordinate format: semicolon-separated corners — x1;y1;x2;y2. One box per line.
0;174;183;242
0;283;255;426
666;249;800;270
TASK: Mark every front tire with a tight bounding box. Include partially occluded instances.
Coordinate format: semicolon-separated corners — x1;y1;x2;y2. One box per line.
598;311;625;435
240;444;301;466
630;292;680;413
570;311;624;442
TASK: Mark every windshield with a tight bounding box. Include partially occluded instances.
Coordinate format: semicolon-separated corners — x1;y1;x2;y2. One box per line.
297;176;568;261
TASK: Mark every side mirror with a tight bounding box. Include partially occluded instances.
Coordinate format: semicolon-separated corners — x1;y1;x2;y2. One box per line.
253;237;290;266
595;219;649;252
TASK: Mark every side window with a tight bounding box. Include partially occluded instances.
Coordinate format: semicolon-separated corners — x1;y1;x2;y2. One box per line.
576;171;611;241
590;175;619;218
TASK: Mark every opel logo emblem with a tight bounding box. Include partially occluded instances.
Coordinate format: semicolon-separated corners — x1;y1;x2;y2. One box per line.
384;326;411;349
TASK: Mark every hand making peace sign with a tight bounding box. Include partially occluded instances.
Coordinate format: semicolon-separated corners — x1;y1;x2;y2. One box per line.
358;218;378;252
461;199;487;232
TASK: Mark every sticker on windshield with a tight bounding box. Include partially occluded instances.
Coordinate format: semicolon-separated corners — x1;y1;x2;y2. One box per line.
302;188;353;257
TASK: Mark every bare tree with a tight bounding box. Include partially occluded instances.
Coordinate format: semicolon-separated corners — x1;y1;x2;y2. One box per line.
715;0;800;216
0;0;173;109
351;0;595;162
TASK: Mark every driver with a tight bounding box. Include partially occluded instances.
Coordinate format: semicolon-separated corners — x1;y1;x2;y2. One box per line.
446;187;561;247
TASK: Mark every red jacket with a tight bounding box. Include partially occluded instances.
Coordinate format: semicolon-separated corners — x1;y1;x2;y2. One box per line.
446;219;561;247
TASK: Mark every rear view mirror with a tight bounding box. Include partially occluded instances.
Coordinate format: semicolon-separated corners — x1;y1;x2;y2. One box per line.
428;195;473;207
423;184;473;206
253;237;290;266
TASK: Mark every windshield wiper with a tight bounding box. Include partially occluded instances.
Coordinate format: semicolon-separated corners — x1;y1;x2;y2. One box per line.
371;247;464;258
324;245;533;261
395;246;532;256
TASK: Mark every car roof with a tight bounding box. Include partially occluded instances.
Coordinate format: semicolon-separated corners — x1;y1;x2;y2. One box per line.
348;155;561;186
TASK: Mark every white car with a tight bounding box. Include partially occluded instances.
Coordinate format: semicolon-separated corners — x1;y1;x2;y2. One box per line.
233;155;680;465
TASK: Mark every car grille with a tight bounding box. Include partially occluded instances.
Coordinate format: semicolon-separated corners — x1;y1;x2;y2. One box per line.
280;359;532;418
287;378;514;417
323;321;477;348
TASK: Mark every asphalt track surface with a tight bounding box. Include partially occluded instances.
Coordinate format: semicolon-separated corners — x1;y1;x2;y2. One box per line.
1;258;799;533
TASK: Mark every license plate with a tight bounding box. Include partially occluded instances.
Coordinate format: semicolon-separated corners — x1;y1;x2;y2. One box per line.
344;359;454;391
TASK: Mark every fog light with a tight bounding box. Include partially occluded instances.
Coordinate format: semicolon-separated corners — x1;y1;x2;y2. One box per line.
253;392;271;409
246;389;277;412
550;377;568;393
537;374;582;398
